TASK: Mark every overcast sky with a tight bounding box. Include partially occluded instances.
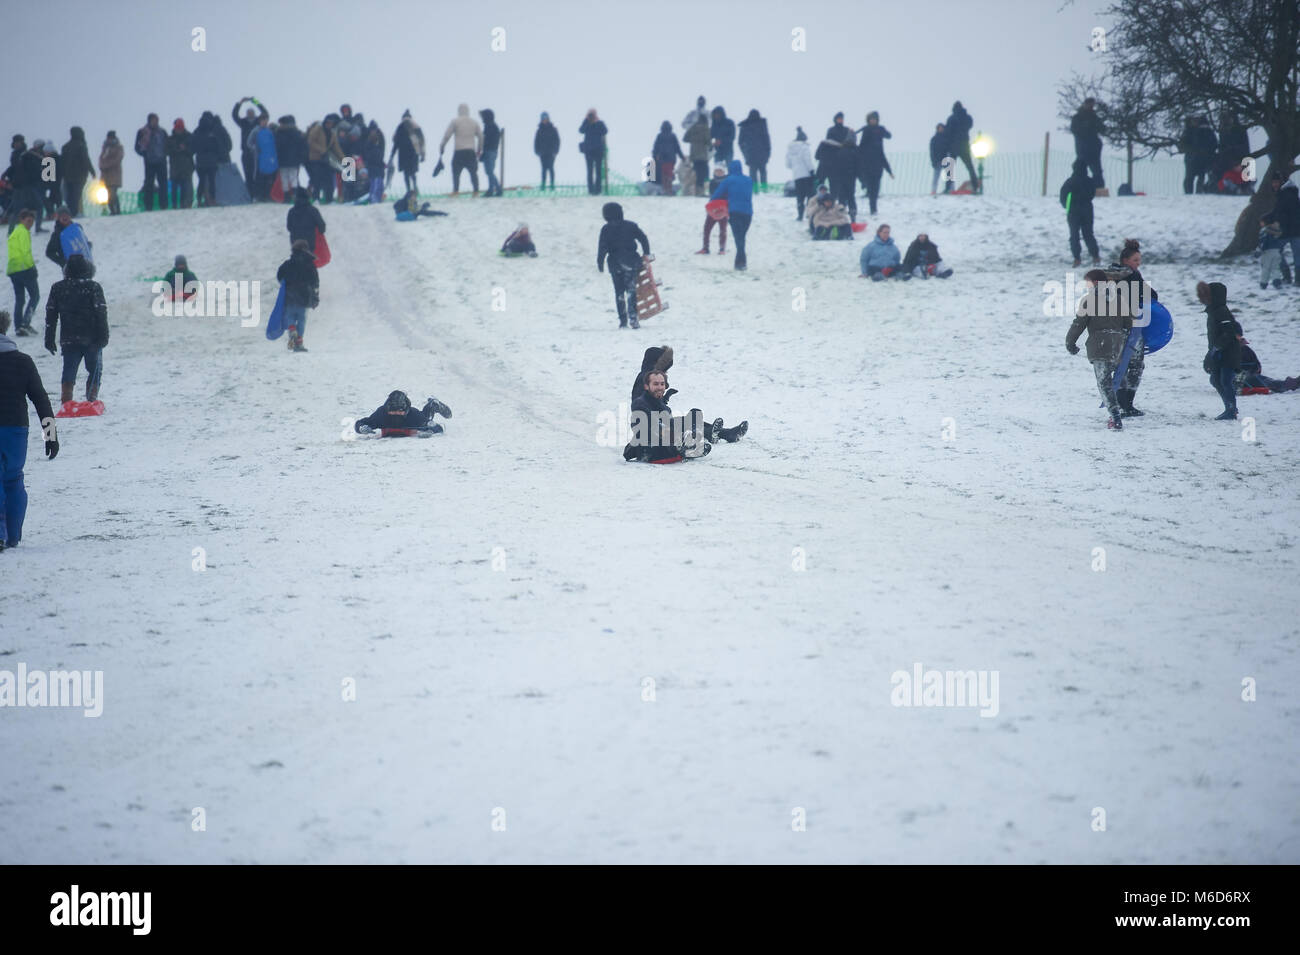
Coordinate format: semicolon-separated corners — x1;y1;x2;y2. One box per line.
12;0;1118;182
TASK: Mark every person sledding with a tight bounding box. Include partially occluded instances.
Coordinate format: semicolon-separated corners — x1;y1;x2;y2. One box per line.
162;254;198;302
900;233;953;279
808;187;853;239
394;189;447;220
500;223;537;257
859;224;905;279
623;348;747;462
353;390;451;437
1235;342;1300;395
44;253;108;409
275;239;318;353
596;202;651;329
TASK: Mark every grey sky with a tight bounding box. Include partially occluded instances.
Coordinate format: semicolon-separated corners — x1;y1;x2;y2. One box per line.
12;0;1118;182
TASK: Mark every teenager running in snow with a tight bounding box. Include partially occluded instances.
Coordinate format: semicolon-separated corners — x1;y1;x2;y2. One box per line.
354;391;451;437
597;202;650;329
860;224;903;279
1066;269;1133;430
276;240;318;353
45;254;108;406
1105;239;1156;416
1199;281;1244;420
786;127;815;220
501;224;537;256
0;308;58;552
710;159;753;270
901;234;953;278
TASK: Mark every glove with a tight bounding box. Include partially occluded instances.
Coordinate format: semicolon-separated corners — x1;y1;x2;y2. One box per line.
46;344;57;355
664;388;678;401
355;422;373;435
46;438;59;459
1066;343;1080;355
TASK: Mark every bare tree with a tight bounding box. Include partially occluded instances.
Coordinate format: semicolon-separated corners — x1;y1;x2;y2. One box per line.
1058;0;1299;256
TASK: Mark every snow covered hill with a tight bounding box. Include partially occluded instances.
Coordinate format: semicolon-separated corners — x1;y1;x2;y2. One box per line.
2;191;1297;863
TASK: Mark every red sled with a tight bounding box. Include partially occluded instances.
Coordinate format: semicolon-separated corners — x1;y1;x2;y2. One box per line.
313;229;331;267
56;400;105;418
705;199;729;221
634;255;667;320
270;175;284;203
850;222;867;233
1241;386;1271;395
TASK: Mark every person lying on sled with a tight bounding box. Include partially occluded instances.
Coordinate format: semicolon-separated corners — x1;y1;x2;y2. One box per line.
354;390;452;436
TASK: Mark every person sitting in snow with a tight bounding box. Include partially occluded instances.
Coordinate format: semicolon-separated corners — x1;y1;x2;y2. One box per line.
501;223;537;257
162;254;198;301
623;349;747;462
354;390;451;437
808;188;853;239
1235;342;1300;395
859;223;904;279
900;233;953;279
394;189;446;220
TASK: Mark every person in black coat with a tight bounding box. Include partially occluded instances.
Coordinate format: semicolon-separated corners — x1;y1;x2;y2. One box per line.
354;390;451;436
1060;159;1100;266
816;112;857;220
58;127;95;216
709;106;735;165
1260;172;1300;283
1180;116;1218;193
274;116;308;200
44;254;108;404
479;108;502;197
651;122;684;194
596;202;650;329
1070;98;1104;185
191;111;232;207
945;100;979;193
286;187;325;249
1198;280;1243;419
622;367;745;462
855;111;892;216
580;109;608;194
534;112;560;190
929;123;949;195
0;308;58;550
275;240;319;352
737;109;771;187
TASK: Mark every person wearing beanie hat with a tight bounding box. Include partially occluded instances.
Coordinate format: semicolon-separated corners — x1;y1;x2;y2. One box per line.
786;127;815;220
596;202;651;328
534;112;559;190
167;118;195;209
45;205;93;270
286;186;325;250
162;254;199;302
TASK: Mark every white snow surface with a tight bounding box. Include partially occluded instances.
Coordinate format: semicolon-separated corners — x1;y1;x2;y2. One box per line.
2;192;1298;864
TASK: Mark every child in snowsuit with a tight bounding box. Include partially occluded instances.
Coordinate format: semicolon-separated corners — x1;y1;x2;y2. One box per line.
163;254;198;301
501;224;537;257
1066;269;1133;430
1199;280;1244;420
696;167;729;254
901;234;953;278
1259;223;1285;289
354;390;451;437
596;202;651;329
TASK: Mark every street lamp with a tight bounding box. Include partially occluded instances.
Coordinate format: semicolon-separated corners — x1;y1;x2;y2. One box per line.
971;133;993;194
92;181;109;205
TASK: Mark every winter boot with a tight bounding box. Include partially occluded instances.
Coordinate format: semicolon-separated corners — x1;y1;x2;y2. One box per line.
287;325;298;351
704;417;724;442
1107;413;1123;430
718;420;748;442
1117;388;1144;417
1215;408;1238;420
423;397;452;419
61;382;74;405
86;380;99;403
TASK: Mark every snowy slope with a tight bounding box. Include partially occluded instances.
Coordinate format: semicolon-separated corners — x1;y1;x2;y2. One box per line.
1;191;1298;864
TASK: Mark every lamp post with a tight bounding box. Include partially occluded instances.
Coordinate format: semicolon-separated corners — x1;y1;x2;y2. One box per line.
971;132;993;194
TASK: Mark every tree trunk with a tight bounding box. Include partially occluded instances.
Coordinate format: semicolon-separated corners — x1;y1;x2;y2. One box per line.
1221;154;1298;257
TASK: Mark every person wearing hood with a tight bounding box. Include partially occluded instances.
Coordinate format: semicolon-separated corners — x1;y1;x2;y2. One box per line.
45;205;92;270
1260;171;1300;282
232;97;270;195
681;116;712;198
362;122;386;203
479;109;503;197
859;224;904;279
246;112;278;201
59;127;95;216
855;111;892;216
579;109;608;195
737;109;771;188
1199;281;1244;420
682;95;708;132
163;254;198;302
6;209;39;334
901;233;953;278
710;159;754;270
439;105;480;196
501;223;537;256
191;111;232;207
945;100;979;193
1060;159;1100;267
1066;269;1134;430
306;114;344;203
275;239;319;353
709;106;735;165
1070;98;1104;186
98;131;124;215
929;123;949;195
0;307;59;551
273;115;308;201
817;112;857;221
534;112;560;190
808;189;853;239
651;121;684;196
135;113;169;210
286;187;325;249
596;202;651;328
167;118;195;209
44;253;108;406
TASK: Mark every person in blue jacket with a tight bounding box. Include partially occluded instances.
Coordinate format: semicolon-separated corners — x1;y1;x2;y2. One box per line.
859;223;905;280
710;159;753;271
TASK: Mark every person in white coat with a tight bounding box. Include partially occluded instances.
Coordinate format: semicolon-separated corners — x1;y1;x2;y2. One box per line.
785;127;815;220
